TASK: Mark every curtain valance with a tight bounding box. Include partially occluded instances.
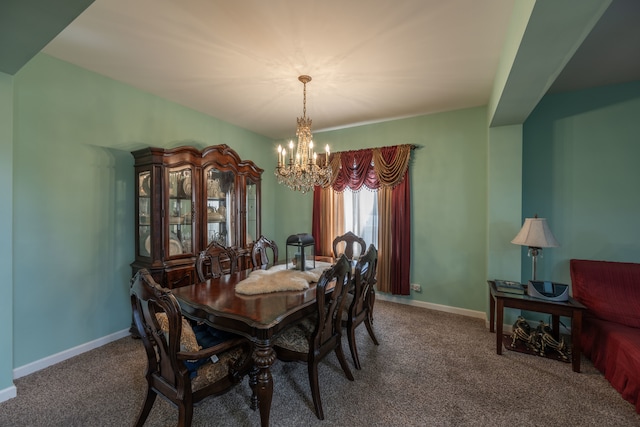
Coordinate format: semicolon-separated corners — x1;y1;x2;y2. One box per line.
327;144;413;192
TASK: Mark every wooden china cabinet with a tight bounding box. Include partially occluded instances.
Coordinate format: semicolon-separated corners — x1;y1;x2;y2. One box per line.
131;144;263;289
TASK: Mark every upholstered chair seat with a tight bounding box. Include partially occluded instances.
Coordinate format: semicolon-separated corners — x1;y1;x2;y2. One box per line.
190;346;246;391
341;293;354;321
273;316;316;353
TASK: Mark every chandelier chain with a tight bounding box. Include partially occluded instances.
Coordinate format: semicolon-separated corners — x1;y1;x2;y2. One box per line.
302;79;306;119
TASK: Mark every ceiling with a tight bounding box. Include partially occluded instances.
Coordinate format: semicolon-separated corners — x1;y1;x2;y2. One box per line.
3;0;640;140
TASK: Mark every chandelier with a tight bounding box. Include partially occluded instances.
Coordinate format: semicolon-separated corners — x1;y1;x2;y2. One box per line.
275;75;332;193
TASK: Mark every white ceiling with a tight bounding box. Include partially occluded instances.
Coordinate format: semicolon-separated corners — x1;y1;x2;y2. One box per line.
37;0;640;140
42;0;515;140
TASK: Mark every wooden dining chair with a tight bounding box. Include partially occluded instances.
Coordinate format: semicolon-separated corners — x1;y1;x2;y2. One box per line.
272;255;354;420
196;240;239;282
332;231;367;261
130;269;255;427
251;235;279;269
342;244;379;369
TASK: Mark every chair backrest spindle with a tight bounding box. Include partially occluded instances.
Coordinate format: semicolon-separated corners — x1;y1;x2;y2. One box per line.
332;231;366;261
196;241;239;282
251;235;279;269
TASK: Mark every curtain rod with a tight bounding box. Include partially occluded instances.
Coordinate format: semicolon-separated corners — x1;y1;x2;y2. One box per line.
332;144;418;155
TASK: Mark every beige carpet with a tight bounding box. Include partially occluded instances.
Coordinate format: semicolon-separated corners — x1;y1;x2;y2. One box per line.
1;300;639;426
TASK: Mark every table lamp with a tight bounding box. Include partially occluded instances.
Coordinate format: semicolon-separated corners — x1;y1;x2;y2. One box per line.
511;215;559;280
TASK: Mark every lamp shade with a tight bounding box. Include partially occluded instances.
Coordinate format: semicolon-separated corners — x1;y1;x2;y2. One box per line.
511;217;559;248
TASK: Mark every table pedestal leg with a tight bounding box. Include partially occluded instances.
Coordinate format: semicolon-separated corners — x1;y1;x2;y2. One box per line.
253;342;277;427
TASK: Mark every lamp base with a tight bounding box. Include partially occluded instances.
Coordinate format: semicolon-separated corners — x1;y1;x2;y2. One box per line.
528;247;542;281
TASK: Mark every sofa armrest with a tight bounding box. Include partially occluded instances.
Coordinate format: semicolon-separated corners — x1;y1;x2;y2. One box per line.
570;259;640;328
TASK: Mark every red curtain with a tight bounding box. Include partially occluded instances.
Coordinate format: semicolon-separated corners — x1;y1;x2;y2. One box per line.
312;189;322;254
331;148;379;192
391;164;411;295
312;144;412;295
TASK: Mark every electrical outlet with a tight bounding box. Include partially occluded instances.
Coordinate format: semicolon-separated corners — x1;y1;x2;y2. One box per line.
411;283;421;292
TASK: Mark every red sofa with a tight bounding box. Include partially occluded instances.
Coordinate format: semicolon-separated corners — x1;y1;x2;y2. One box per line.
570;259;640;412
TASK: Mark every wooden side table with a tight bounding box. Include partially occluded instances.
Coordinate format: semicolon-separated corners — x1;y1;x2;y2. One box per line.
488;280;587;372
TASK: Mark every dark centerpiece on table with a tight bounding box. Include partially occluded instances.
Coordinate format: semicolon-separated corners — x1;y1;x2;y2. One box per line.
286;233;316;271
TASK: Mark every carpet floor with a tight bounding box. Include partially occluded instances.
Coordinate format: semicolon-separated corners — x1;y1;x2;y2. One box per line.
1;300;639;426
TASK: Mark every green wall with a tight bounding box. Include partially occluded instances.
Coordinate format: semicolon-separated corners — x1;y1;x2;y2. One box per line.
522;81;640;285
302;107;490;311
271;168;314;256
487;125;523;281
0;71;15;395
11;54;273;367
487;125;523;325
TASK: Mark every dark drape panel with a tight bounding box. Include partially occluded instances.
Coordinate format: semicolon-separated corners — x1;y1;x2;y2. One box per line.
378;145;411;295
391;165;411;295
331;148;379;192
312;187;322;254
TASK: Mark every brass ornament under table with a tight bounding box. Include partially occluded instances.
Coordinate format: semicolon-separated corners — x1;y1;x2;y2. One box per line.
507;316;571;362
487;280;586;372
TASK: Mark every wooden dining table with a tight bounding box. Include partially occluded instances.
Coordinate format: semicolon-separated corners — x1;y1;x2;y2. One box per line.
171;266;331;427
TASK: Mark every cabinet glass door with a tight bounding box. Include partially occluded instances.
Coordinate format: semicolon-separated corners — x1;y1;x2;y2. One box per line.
138;171;151;257
167;167;193;256
246;178;257;246
205;168;236;247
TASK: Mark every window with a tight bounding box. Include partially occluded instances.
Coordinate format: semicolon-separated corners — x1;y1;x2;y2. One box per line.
343;189;378;253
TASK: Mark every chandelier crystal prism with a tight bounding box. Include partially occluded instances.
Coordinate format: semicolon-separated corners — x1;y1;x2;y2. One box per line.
275;75;332;193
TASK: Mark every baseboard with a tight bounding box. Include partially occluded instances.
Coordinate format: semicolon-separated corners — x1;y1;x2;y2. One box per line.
13;328;131;380
376;292;486;320
0;384;17;404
